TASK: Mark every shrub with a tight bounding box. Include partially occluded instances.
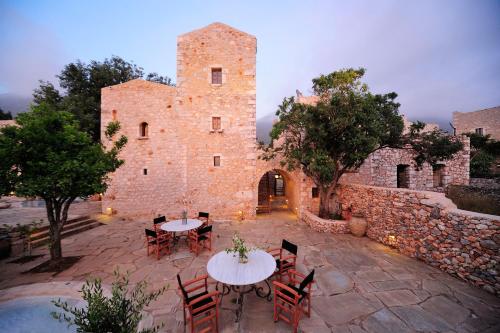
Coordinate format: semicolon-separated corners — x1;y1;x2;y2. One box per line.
52;270;166;333
470;150;495;178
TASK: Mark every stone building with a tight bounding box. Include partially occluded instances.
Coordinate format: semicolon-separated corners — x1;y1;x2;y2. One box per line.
453;106;500;140
296;92;470;192
101;22;470;220
101;23;257;220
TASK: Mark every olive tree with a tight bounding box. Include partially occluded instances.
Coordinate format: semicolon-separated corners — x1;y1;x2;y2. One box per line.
0;103;127;263
261;68;463;218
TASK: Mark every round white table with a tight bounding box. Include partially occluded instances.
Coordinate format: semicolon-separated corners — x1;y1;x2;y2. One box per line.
207;249;276;322
160;219;202;232
160;219;203;250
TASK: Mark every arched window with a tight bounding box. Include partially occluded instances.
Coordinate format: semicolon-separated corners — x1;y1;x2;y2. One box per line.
112;110;117;121
139;122;148;137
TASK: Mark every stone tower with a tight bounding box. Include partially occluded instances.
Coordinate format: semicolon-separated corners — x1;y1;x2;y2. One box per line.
176;23;257;219
100;23;257;220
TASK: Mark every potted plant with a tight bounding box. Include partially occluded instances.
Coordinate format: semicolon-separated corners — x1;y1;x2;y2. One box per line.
226;234;252;264
349;212;367;237
341;204;353;221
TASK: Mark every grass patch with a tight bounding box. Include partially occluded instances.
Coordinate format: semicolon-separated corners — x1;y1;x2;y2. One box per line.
446;185;500;216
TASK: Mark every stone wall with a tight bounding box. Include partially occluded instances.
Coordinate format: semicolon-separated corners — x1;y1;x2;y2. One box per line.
340;136;470;191
470;178;500;190
301;210;349;234
101;80;183;218
335;184;500;295
453;106;500;140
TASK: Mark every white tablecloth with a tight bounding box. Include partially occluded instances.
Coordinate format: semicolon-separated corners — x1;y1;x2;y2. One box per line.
207;249;276;286
160;219;202;232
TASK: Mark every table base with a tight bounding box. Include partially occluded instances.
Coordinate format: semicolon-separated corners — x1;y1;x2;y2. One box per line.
216;280;273;322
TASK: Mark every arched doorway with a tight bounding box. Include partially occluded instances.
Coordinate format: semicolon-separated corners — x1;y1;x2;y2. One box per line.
257;169;298;214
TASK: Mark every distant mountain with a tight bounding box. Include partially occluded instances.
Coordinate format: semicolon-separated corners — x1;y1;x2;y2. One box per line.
0;94;32;116
407;116;453;133
256;113;276;144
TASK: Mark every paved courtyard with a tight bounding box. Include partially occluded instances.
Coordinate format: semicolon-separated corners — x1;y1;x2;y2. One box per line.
0;210;499;332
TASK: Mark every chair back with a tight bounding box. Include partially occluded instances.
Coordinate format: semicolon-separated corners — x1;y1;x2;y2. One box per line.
282;239;298;255
198;212;209;219
197;225;212;235
153;215;166;225
145;229;157;238
299;269;315;292
176;274;189;300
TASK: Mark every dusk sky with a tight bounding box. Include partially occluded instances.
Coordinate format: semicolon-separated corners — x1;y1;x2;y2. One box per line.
1;0;499;126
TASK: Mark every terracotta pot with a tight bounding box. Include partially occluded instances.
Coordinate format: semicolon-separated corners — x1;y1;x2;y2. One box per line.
342;210;352;221
349;216;367;237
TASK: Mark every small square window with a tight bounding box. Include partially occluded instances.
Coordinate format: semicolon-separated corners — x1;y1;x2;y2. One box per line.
211;68;222;84
212;117;221;131
475;128;484;136
312;187;319;198
213;156;221;167
143;169;148;175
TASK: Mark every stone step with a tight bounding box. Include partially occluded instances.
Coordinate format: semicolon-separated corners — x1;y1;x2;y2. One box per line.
30;218;96;241
30;219;101;248
33;215;92;234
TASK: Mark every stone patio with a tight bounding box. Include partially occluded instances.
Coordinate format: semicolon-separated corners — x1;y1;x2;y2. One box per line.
0;210;499;332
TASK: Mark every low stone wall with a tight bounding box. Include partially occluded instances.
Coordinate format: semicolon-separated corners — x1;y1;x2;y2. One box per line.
336;184;500;296
301;210;350;234
470;178;500;190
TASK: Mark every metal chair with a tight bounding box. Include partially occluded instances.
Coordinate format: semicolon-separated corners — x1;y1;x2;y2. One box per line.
273;269;315;333
268;239;298;281
177;274;220;333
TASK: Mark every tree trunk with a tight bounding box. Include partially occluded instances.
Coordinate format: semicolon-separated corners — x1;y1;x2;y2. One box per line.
318;182;338;219
318;187;329;218
45;199;71;264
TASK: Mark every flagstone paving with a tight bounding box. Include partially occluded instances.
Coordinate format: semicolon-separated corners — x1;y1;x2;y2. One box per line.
0;210;499;332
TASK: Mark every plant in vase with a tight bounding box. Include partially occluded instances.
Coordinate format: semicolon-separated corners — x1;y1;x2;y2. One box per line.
181;209;188;225
175;189;199;224
226;234;253;264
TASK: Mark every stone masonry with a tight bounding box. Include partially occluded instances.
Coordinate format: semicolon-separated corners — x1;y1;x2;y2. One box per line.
335;184;500;296
453;106;500;140
101;22;470;222
101;23;257;220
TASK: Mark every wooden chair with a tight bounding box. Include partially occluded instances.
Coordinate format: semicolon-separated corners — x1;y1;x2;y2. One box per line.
197;212;210;226
273;269;315;333
189;225;212;255
153;215;167;234
268;239;298;281
145;228;171;260
177;274;220;333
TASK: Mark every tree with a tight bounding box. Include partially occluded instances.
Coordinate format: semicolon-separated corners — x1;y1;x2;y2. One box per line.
465;132;500;177
261;68;463;218
0;107;13;120
0;103;127;263
33;56;174;141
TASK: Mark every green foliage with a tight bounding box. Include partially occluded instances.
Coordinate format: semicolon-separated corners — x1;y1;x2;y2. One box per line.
261;68;465;218
52;270;166;333
470;150;495;177
406;123;464;168
33;56;174;141
465;132;500;177
0;103;127;260
0;107;13;120
261;68;404;217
